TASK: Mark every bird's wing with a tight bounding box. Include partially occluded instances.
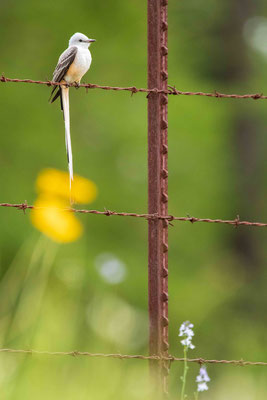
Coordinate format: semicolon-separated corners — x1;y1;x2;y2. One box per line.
52;46;78;82
50;46;78;100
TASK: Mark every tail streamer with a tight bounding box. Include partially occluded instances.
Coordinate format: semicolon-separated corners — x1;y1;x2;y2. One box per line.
61;86;73;189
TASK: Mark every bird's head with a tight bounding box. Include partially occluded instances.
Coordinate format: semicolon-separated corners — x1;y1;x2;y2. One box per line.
69;32;96;48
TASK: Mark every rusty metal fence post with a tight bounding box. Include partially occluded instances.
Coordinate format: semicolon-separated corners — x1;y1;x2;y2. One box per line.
147;0;169;395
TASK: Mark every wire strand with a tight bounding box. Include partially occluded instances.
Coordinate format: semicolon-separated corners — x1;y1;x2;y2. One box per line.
1;75;267;100
1;348;267;366
0;202;266;227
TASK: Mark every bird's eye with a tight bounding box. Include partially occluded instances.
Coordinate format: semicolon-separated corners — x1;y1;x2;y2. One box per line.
79;39;82;42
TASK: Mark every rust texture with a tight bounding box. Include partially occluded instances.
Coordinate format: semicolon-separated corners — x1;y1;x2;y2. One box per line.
1;75;267;100
147;0;169;394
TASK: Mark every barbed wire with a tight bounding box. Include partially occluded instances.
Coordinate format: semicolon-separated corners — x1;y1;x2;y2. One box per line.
1;75;267;100
1;348;267;367
0;202;266;227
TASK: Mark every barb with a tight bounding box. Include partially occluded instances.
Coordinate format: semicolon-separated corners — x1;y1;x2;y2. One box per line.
0;203;266;227
1;75;267;100
0;348;267;367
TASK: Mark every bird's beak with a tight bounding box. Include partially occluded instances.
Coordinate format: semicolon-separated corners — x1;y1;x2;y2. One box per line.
86;39;96;43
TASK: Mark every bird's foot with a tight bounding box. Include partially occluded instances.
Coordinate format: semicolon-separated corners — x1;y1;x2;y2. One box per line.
74;82;80;89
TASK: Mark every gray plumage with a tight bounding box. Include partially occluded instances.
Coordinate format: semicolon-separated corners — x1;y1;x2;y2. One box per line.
53;46;78;82
50;46;78;104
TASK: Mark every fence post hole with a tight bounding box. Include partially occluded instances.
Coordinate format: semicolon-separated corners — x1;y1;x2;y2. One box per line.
147;0;169;395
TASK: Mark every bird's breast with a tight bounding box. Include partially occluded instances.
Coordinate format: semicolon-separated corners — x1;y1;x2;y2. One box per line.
65;49;92;83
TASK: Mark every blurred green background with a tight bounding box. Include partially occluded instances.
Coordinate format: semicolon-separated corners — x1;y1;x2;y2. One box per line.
0;0;267;399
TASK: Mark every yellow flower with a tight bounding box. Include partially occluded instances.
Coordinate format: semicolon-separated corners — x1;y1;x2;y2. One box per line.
36;168;98;204
31;169;98;243
31;195;83;243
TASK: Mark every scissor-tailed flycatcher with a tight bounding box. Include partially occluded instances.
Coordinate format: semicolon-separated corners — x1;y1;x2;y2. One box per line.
50;32;96;189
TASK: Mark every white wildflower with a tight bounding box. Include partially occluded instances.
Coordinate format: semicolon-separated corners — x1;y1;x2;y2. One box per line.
196;365;210;392
179;321;195;349
197;382;209;392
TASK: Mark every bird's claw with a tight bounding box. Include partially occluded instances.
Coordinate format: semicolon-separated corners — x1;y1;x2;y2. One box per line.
74;82;80;89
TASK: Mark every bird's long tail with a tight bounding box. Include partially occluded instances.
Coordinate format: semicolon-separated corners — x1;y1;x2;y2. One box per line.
61;86;73;190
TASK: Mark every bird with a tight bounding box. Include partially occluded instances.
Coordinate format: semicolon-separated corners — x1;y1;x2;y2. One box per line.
50;32;96;191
